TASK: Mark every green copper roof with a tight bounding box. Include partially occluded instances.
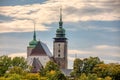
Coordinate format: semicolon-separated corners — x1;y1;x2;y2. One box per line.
56;27;65;38
55;8;66;38
28;22;38;48
29;40;38;47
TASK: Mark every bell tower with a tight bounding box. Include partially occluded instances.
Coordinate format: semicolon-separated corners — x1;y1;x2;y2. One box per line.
53;8;68;69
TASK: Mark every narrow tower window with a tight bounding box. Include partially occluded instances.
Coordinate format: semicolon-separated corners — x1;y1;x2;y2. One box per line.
58;50;60;52
58;44;60;46
58;54;60;57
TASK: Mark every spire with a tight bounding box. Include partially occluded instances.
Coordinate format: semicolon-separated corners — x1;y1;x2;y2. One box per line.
59;7;63;27
33;21;36;41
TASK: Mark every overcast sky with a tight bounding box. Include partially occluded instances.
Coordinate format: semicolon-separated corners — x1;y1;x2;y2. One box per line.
0;0;120;69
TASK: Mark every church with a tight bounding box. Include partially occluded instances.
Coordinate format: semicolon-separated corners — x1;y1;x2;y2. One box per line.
27;8;68;72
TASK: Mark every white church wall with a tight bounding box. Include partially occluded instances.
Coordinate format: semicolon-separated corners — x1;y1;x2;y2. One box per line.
27;56;51;67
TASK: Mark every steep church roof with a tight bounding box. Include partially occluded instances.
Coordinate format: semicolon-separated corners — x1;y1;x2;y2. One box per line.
30;41;52;57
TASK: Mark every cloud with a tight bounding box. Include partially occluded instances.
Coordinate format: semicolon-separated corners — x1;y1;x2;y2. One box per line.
8;52;27;58
94;45;120;50
0;0;45;6
0;19;49;33
83;26;120;32
68;46;120;64
102;59;120;64
68;49;92;54
68;54;120;65
0;0;120;33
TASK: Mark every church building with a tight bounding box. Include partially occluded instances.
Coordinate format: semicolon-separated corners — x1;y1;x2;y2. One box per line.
27;8;68;72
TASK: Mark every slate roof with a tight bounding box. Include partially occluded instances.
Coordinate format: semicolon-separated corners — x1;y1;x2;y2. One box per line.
30;41;52;57
31;58;43;73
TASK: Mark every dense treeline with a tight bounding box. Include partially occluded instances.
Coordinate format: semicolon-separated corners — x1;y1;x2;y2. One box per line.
71;57;120;80
0;55;120;80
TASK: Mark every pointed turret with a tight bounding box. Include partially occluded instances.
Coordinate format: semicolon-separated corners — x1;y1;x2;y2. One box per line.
55;8;67;40
29;22;38;48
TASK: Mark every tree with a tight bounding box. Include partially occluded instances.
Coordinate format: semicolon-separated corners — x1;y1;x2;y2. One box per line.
39;67;46;76
47;71;67;80
79;73;88;80
82;57;102;74
0;55;12;76
44;61;66;80
12;57;28;69
8;66;27;75
71;58;83;77
93;63;120;80
93;63;110;78
39;61;60;77
9;73;21;80
104;76;112;80
51;71;67;80
45;61;59;72
25;73;40;80
108;63;120;80
87;73;98;80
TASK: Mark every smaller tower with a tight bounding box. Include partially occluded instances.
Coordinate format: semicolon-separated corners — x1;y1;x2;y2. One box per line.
27;22;38;57
27;22;52;73
53;8;68;69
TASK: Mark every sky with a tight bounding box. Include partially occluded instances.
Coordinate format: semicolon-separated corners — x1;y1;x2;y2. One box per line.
0;0;120;69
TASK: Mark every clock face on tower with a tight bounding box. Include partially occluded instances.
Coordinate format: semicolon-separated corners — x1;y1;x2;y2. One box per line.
54;42;66;58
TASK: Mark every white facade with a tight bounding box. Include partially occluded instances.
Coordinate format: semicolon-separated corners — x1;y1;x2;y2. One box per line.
27;56;51;67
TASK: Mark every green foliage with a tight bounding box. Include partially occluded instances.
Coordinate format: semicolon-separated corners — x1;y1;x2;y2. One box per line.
0;77;9;80
39;68;46;76
87;73;98;80
39;61;60;77
82;57;102;74
0;56;28;77
104;76;112;80
93;63;120;80
44;61;66;80
25;73;40;80
47;71;67;80
78;73;112;80
93;63;109;78
71;58;83;77
0;56;119;80
12;57;28;69
79;73;88;80
71;57;117;80
9;74;21;80
71;57;102;79
0;55;12;76
8;66;27;75
45;61;59;72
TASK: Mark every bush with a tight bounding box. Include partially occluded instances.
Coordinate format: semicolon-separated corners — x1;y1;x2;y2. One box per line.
25;73;40;80
9;74;21;80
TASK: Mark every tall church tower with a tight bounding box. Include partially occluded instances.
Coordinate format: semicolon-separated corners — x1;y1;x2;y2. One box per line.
53;8;68;69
